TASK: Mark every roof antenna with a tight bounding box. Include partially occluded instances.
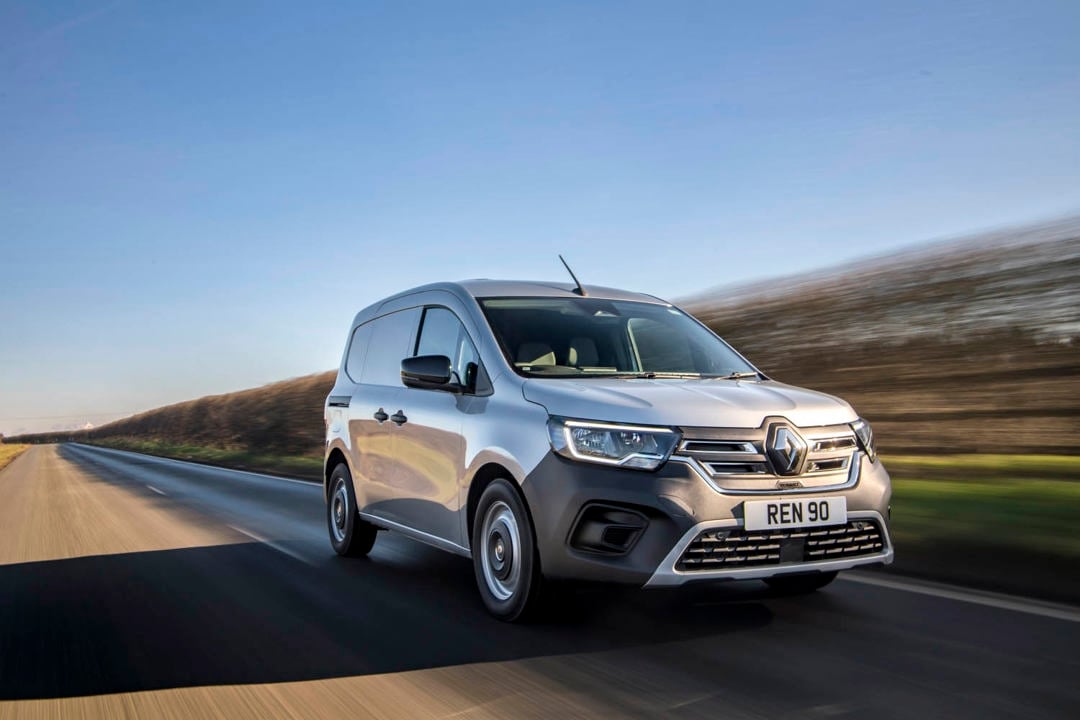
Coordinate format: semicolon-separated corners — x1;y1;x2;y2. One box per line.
559;254;587;296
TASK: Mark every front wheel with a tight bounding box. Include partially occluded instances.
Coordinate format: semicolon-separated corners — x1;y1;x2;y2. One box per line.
327;463;377;557
472;479;543;622
764;570;838;595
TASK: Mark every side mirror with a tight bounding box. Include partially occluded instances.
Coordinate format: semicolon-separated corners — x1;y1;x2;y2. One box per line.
401;355;455;390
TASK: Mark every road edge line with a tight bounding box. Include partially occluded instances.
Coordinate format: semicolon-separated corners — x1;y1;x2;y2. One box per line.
841;570;1080;623
227;524;314;566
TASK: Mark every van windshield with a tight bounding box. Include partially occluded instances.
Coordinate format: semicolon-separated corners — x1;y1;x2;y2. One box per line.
478;297;759;378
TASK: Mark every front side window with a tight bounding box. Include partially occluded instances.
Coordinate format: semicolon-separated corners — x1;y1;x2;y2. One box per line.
360;308;420;386
478;297;756;378
414;306;480;385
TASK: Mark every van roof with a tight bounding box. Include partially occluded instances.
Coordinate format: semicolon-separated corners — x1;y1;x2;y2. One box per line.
409;279;670;305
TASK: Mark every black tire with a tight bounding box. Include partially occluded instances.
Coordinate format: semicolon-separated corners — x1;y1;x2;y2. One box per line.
764;570;838;595
327;463;377;557
471;478;544;622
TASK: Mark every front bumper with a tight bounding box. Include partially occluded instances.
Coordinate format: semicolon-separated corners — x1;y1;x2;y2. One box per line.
644;510;893;587
520;450;893;587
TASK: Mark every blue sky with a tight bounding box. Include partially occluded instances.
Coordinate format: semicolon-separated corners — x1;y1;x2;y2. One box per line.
2;0;1078;434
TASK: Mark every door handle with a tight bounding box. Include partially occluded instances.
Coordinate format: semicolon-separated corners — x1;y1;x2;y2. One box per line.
390;410;408;426
373;408;389;423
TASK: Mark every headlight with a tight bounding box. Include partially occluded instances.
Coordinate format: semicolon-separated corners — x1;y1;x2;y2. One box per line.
850;418;876;461
547;417;680;471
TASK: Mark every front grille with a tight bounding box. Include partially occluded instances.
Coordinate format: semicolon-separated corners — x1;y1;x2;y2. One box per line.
675;421;861;492
675;520;885;572
678;431;856;478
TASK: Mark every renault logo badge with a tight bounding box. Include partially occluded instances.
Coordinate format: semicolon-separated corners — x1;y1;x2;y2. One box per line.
766;423;808;476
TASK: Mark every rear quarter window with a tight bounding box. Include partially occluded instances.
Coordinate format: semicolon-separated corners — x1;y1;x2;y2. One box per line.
344;322;374;381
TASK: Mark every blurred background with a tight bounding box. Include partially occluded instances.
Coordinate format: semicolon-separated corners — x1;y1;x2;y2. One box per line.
2;1;1078;603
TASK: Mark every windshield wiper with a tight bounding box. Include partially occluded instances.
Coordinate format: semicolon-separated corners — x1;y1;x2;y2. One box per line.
608;371;707;379
527;369;755;380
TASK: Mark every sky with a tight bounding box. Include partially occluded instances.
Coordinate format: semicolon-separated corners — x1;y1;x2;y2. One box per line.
2;0;1079;435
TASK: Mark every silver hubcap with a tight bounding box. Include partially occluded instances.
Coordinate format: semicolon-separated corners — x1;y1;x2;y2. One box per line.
480;500;521;601
331;480;348;543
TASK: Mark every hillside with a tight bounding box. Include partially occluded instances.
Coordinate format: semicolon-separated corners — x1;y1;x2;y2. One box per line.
9;371;335;477
8;217;1079;458
684;217;1080;455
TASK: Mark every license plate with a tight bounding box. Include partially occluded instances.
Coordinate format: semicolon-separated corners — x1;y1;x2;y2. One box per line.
743;497;847;531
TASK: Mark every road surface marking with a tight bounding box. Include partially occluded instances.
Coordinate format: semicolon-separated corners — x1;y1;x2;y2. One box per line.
228;524;314;566
842;571;1080;623
146;485;166;496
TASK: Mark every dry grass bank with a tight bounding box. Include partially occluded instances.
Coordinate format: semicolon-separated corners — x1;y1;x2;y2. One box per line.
12;371;335;459
0;444;30;473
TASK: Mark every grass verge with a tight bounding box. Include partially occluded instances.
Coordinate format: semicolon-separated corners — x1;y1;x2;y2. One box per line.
884;454;1080;481
890;478;1080;557
87;438;323;482
0;444;30;473
883;454;1080;602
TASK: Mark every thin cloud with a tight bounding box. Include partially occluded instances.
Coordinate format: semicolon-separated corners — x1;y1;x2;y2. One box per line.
1;0;124;59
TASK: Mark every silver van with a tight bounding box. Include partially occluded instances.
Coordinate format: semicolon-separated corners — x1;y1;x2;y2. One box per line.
324;280;893;620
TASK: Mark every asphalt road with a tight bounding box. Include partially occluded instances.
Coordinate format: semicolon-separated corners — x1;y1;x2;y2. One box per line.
1;444;1077;719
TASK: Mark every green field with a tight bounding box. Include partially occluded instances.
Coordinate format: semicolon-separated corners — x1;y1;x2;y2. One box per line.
0;444;30;473
885;454;1080;481
886;456;1080;550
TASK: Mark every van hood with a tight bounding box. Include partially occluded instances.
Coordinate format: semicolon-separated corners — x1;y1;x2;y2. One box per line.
521;377;856;429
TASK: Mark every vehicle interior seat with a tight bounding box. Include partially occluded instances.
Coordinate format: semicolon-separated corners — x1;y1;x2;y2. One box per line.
516;342;557;366
567;337;599;367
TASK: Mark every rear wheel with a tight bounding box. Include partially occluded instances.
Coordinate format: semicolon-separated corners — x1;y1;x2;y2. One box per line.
764;570;837;595
327;463;377;557
472;479;543;622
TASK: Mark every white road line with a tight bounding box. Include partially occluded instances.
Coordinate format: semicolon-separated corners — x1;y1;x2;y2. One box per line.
227;524;314;566
146;485;166;496
841;571;1080;623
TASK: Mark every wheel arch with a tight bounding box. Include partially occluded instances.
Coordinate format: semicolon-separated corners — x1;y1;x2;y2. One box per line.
466;461;543;554
325;447;349;500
